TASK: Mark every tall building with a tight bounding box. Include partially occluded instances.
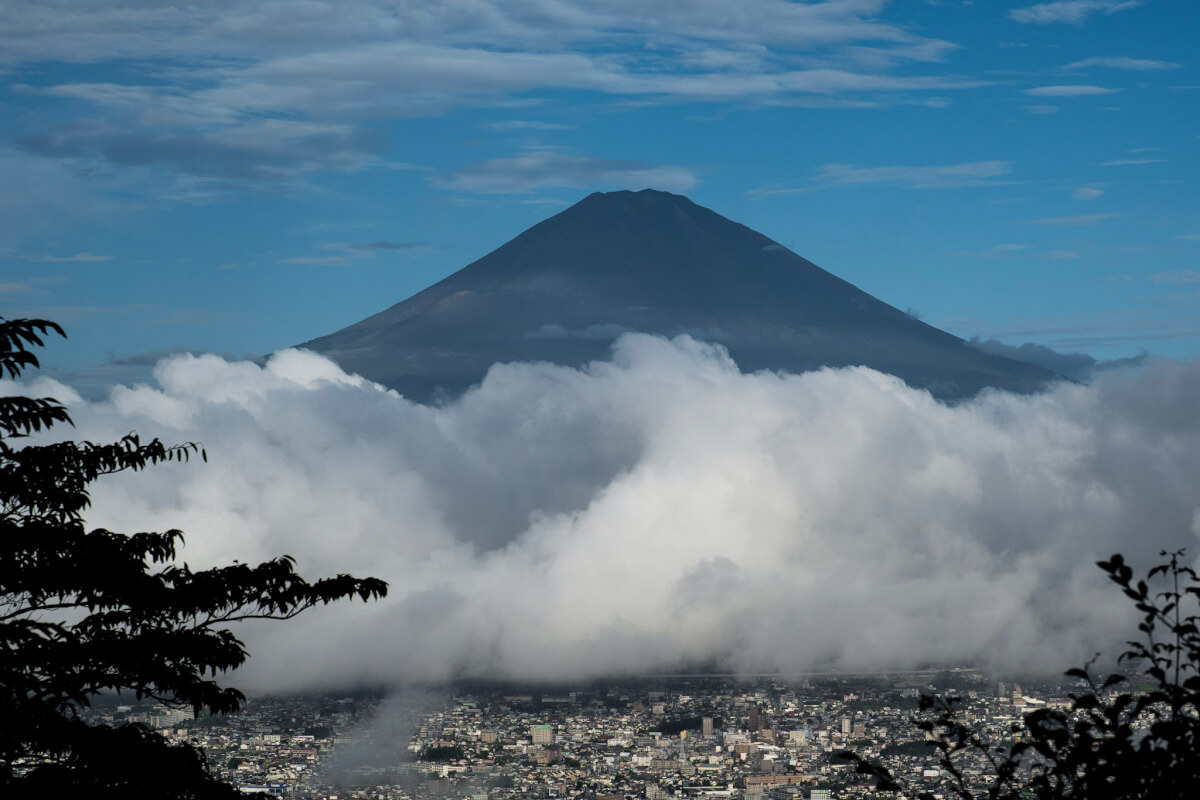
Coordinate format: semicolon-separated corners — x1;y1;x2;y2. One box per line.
841;717;851;736
531;724;553;745
702;716;714;737
749;706;760;732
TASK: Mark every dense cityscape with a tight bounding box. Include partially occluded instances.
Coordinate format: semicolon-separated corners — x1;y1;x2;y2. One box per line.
88;672;1109;799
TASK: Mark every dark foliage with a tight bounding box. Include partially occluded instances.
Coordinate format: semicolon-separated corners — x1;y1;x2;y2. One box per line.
882;739;939;758
419;745;466;762
840;550;1200;799
655;716;718;736
0;317;388;798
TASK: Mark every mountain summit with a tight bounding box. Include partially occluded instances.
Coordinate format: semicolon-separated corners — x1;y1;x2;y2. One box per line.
299;189;1056;401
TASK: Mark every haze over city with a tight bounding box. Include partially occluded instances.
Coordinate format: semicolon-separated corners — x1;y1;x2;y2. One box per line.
2;0;1199;694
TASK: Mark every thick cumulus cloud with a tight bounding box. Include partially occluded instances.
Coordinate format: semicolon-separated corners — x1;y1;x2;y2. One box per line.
12;335;1200;692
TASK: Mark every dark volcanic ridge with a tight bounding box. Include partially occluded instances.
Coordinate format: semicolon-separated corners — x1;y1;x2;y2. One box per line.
299;189;1057;402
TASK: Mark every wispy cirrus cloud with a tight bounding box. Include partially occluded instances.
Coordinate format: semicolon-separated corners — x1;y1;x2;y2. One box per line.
1024;212;1122;226
281;255;354;266
486;120;572;132
1073;187;1104;200
320;241;427;253
27;252;114;262
1025;85;1120;96
747;161;1015;197
950;243;1032;258
19;119;382;181
433;151;699;195
0;2;962;71
951;244;1083;262
0;276;68;295
1;3;974;114
1063;56;1181;71
5;2;988;193
282;241;427;266
812;160;1014;189
1009;1;1143;26
190;46;987;116
1150;270;1200;285
1101;158;1165;166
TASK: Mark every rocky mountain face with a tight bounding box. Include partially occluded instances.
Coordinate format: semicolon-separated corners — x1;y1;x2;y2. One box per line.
299;189;1057;402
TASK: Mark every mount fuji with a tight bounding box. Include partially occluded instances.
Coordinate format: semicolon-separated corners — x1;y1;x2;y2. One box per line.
299;190;1057;401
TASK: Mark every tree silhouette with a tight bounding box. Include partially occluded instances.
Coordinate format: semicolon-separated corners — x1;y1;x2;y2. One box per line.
841;551;1200;799
0;317;388;798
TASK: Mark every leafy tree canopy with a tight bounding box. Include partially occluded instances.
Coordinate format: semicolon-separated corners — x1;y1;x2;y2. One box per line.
0;317;388;798
420;745;466;762
841;550;1200;799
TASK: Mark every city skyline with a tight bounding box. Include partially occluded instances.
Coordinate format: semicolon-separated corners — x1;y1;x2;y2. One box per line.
5;4;1200;796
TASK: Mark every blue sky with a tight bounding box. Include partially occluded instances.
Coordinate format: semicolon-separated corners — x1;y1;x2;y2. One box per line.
1;0;1196;378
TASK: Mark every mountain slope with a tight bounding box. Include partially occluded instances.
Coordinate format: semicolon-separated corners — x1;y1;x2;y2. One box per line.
299;189;1057;401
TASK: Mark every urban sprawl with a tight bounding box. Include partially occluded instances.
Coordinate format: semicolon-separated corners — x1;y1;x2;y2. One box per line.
91;671;1112;799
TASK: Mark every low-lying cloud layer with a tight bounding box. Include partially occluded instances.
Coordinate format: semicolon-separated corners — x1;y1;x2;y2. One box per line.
13;335;1200;691
965;337;1147;382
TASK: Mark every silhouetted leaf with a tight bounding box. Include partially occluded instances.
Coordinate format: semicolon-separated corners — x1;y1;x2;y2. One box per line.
0;317;387;797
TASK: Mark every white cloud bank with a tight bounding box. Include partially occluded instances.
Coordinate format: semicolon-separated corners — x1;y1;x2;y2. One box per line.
12;336;1200;692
